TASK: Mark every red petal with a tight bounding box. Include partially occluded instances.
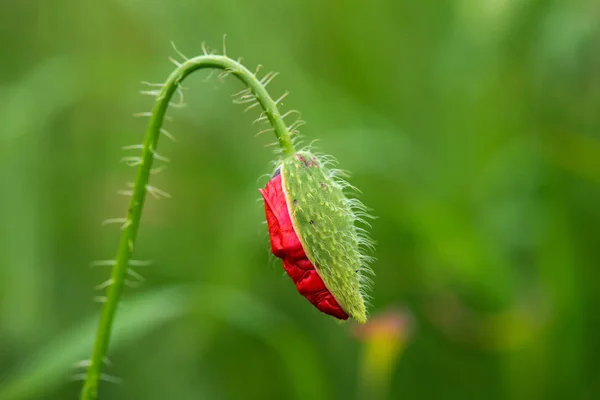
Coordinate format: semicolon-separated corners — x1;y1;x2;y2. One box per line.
260;173;349;320
259;174;303;259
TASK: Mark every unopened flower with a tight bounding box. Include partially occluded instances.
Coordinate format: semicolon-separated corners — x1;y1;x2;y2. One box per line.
260;151;374;323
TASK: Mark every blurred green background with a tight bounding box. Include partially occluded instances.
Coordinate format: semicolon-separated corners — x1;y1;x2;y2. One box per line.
1;0;600;399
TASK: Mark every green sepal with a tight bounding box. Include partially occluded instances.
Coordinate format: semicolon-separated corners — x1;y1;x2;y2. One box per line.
280;151;369;323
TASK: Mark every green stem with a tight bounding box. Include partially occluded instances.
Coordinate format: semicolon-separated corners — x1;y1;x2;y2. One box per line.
80;55;295;400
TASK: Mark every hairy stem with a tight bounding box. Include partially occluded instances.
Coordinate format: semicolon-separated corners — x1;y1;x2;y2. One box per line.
80;55;295;399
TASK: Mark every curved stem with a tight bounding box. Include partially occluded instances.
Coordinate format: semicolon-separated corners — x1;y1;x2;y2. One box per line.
80;55;295;400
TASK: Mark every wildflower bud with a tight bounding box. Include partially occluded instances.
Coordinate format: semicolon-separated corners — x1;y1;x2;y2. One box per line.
260;151;373;323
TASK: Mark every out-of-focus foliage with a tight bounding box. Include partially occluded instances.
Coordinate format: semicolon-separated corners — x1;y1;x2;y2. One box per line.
1;0;599;399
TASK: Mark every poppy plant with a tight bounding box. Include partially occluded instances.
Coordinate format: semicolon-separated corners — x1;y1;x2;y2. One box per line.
260;152;374;323
83;47;375;400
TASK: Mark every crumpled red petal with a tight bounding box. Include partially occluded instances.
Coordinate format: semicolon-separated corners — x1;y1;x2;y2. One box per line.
260;172;349;320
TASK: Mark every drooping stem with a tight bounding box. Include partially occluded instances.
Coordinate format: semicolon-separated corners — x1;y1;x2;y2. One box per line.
80;55;295;400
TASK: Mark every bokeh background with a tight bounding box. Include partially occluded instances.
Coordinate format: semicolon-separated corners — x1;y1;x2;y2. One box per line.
1;0;600;399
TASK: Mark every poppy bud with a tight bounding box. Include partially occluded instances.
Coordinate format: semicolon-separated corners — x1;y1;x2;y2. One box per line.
260;151;373;323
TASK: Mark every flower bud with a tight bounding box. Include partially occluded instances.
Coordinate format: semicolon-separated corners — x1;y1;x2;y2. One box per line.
260;151;373;323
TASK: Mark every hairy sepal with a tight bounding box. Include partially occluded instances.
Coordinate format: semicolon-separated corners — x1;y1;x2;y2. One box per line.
280;151;373;323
